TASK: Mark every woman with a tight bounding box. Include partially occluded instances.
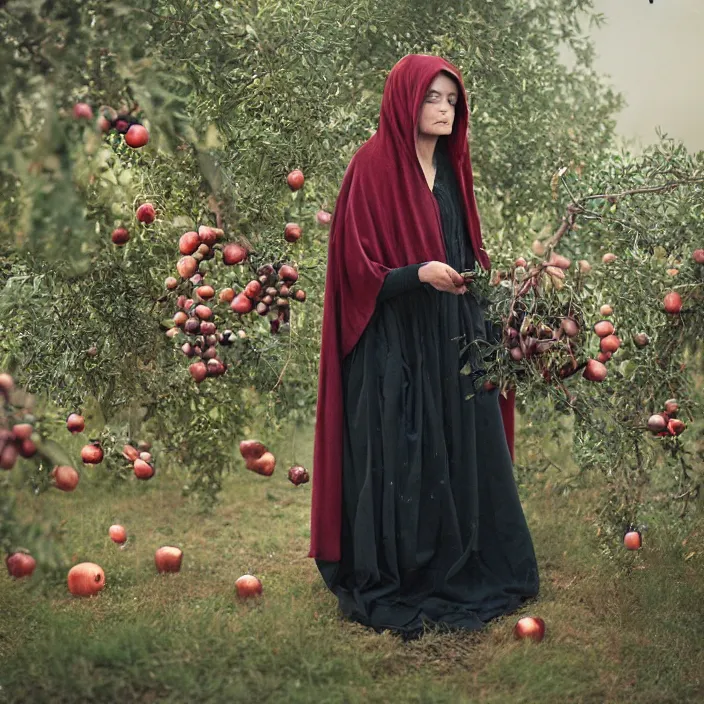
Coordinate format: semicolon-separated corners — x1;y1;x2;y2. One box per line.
309;54;539;640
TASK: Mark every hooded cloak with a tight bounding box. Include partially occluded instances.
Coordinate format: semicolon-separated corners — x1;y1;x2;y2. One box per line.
309;54;515;562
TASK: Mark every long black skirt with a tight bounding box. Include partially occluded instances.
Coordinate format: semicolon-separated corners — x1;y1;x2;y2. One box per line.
315;281;540;640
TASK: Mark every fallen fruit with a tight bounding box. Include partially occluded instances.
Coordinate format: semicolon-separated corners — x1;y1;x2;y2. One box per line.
513;616;546;642
623;531;641;550
68;562;106;596
235;574;263;599
109;525;127;544
6;552;36;579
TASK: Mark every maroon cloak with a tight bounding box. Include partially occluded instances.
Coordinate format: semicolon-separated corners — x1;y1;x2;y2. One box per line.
309;54;515;562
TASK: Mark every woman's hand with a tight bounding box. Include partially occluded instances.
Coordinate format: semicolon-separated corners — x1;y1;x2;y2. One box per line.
418;261;468;295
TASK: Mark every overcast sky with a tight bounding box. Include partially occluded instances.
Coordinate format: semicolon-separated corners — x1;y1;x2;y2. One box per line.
561;0;703;152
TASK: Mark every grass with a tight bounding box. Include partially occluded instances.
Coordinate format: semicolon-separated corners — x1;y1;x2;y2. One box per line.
0;422;702;704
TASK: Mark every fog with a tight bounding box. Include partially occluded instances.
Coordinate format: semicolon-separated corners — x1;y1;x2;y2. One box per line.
560;0;704;152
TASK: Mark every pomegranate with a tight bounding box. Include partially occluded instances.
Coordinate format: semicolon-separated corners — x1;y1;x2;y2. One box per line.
602;253;617;264
122;444;139;462
0;373;14;395
173;311;188;327
219;288;235;303
18;439;37;458
165;328;179;339
583;359;607;382
577;260;592;274
256;302;269;316
81;443;103;464
239;440;267;461
155;546;183;573
663;291;682;314
664;399;679;415
284;223;302;243
184;318;200;335
278;265;298;283
139;451;152;462
247;451;276;476
136;203;156;224
111;227;130;246
12;423;33;441
222;243;248;265
138;440;151;452
114;119;129;133
547;252;571;269
199;321;216;336
52;465;79;491
293;289;307;302
109;525;127;544
287;169;305;191
600;335;621;353
316;209;332;226
66;413;85;433
288;465;310;486
194;305;212;321
647;414;667;434
623;531;642;550
667;418;686;436
73;102;93;120
693;249;704;264
599;304;613;316
593;321;614;338
189;361;207;383
531;239;546;256
560;318;579;337
68;562;106;596
97;115;112;133
231;294;253;314
244;280;262;299
633;332;650;348
165;277;179;290
196;285;215;301
237;330;247;339
179;231;200;255
596;351;611;364
235;574;263;599
133;459;154;479
514;257;527;268
513;616;546;642
198;225;220;246
177;256;198;279
6;551;36;578
184;298;195;310
124;123;149;147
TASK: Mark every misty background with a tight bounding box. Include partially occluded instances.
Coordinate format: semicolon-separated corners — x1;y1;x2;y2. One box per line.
561;0;703;152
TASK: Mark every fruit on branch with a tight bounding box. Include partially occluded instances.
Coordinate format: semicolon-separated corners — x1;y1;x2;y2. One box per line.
247;451;276;476
583;359;607;382
72;102;93;120
647;414;667;434
124;124;149;148
189;361;207;383
198;225;221;247
663;291;682;314
664;399;678;415
177;256;198;279
667;418;685;436
316;209;332;226
231;294;253;314
66;413;85;433
597;351;611;363
560;318;579;337
284;223;302;243
287;169;305;191
602;253;617;264
111;227;130;246
547;252;571;269
179;231;200;255
165;277;178;290
288;465;310;486
693;249;704;264
633;332;650;348
278;265;298;283
593;321;614;338
133;458;154;479
599;335;621;353
136;203;156;224
52;465;79;491
81;442;103;464
67;562;105;596
196;285;215;301
244;280;262;299
577;260;592;274
222;243;248;265
531;239;546;256
0;373;14;396
599;304;613;316
219;288;235;303
155;546;183;573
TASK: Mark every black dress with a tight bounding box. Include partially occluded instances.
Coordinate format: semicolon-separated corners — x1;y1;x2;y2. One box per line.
316;143;540;640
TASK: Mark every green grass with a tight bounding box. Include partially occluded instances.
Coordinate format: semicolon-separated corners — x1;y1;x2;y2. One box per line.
1;424;702;704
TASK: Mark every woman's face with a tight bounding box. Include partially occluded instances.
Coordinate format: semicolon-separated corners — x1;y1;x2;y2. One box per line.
417;72;459;138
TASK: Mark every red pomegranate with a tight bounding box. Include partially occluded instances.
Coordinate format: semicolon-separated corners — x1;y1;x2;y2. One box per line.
593;321;614;338
599;335;621;353
244;280;262;299
222;243;248;265
667;418;686;436
133;459;154;479
177;256;198;279
6;551;37;578
81;443;103;464
231;294;253;314
189;361;207;383
124;124;149;148
278;265;298;283
316;209;332;226
693;249;704;264
52;465;79;491
111;227;130;246
235;574;263;599
155;546;183;573
109;525;127;544
288;465;310;486
286;169;305;191
72;102;93;120
583;359;607;382
136;203;156;224
284;223;302;243
68;562;105;597
663;291;682;315
179;231;200;255
647;414;667;434
66;413;85;434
